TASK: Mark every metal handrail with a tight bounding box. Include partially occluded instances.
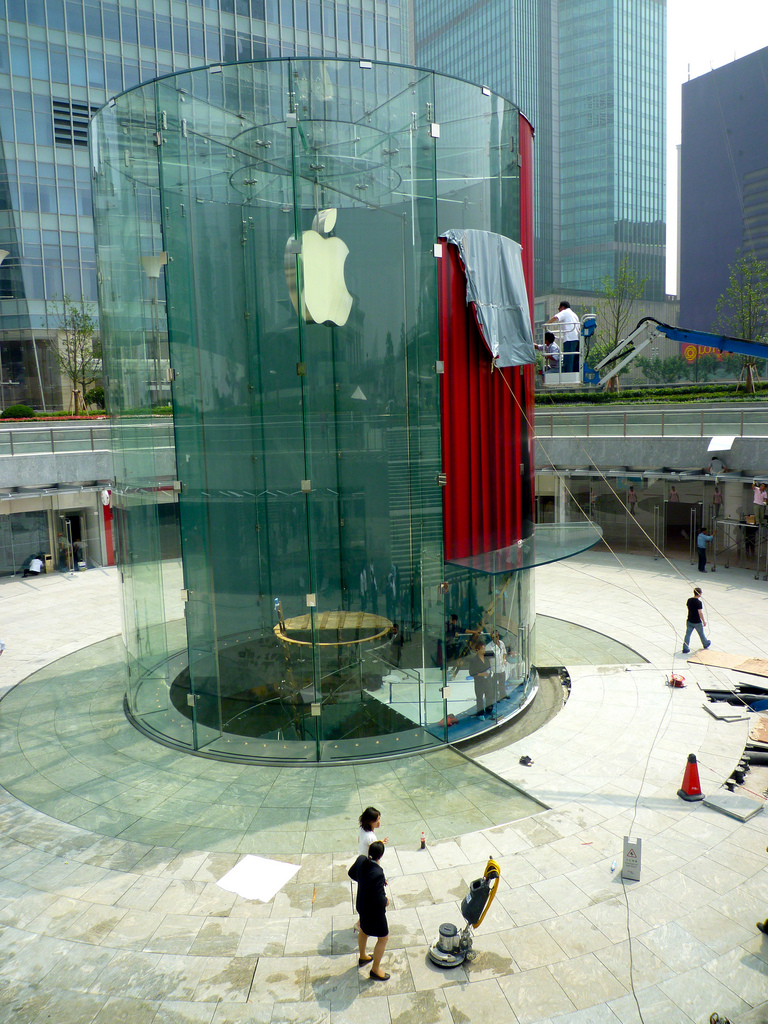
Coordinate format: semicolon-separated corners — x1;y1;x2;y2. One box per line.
535;403;762;439
0;420;174;457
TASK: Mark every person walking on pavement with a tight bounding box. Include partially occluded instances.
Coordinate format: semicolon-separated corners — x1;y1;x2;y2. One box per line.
682;586;711;654
696;527;713;572
348;841;390;981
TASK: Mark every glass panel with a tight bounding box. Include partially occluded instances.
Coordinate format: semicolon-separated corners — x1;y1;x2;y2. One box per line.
0;510;48;576
94;59;537;762
439;565;536;737
434;75;519;240
91;81;189;747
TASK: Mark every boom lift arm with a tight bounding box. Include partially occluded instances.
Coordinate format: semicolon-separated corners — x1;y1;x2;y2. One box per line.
592;317;768;387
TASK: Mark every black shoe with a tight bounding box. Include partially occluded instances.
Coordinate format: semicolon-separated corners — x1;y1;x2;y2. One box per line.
757;921;768;935
369;970;390;981
681;647;690;654
704;643;711;649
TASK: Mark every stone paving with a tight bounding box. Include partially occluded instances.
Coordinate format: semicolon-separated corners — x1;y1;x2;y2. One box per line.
1;553;768;1023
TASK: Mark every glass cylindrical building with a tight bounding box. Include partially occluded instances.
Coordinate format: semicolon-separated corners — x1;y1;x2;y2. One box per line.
92;58;579;763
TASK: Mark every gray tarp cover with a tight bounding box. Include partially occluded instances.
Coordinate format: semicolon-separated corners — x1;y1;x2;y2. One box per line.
442;229;536;368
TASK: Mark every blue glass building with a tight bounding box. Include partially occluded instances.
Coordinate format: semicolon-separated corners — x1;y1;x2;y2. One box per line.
0;0;408;409
679;46;768;332
414;0;667;301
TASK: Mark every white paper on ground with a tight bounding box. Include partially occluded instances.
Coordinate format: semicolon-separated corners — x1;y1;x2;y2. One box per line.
216;854;300;902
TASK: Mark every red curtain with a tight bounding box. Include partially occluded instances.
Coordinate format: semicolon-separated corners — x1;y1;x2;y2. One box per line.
439;242;531;561
439;114;536;561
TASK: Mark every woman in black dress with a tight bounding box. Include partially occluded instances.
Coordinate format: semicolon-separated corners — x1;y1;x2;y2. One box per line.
348;840;390;980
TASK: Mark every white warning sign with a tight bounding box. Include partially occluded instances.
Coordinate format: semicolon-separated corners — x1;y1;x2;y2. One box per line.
621;836;642;881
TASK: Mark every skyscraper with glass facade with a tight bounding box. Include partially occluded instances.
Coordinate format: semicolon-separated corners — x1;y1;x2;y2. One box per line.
0;0;408;409
679;46;768;332
414;0;667;302
414;0;555;294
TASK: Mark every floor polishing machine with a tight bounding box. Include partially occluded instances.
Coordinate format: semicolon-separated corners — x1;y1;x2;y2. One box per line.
428;857;500;967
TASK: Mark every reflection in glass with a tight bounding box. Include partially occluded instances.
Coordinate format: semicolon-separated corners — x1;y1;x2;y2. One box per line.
93;59;549;762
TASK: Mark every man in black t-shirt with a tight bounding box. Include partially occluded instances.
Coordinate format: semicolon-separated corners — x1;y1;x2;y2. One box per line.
682;586;711;654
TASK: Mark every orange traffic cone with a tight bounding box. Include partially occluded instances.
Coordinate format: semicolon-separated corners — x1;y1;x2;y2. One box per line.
677;753;704;802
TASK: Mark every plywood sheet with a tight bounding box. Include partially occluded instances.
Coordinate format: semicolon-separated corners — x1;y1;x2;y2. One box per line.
749;714;768;743
688;650;768;679
737;658;768;679
687;650;744;669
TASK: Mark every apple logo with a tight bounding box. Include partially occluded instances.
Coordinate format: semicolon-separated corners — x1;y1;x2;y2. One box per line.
285;208;353;326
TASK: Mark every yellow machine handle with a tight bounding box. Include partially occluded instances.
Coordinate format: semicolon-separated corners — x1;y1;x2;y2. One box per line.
473;857;501;929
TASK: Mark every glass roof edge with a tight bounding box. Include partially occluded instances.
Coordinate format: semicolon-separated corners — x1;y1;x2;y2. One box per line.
91;57;523;119
445;522;603;575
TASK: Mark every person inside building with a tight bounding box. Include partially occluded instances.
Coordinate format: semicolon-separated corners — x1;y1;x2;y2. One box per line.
390;623;404;667
696;527;714;573
445;613;464;660
752;481;766;525
742;516;757;559
57;535;71;571
546;301;580;372
466;638;494;719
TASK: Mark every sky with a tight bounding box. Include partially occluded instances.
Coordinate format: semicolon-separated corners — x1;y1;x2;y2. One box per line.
666;1;768;293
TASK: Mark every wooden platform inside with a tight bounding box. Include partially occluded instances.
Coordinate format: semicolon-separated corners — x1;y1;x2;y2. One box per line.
273;610;392;646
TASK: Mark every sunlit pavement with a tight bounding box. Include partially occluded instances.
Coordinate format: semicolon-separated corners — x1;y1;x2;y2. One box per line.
1;552;767;1023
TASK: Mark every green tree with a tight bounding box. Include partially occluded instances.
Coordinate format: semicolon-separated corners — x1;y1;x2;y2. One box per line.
713;251;768;394
635;355;689;385
592;257;649;390
47;296;102;411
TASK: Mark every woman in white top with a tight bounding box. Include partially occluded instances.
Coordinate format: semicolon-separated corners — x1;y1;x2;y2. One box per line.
355;807;388;931
358;806;388;854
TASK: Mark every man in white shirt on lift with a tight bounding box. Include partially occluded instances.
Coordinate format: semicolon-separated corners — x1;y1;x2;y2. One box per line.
547;301;580;373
